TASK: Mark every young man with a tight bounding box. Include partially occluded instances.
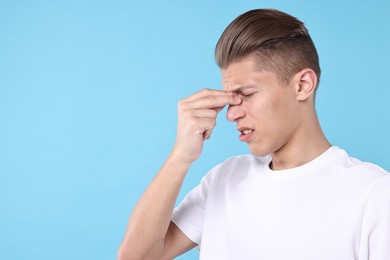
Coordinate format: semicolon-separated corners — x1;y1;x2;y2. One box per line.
118;9;390;260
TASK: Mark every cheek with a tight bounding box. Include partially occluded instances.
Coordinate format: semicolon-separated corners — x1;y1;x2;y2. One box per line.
267;91;295;116
250;97;292;130
246;101;273;125
269;98;299;136
251;98;278;118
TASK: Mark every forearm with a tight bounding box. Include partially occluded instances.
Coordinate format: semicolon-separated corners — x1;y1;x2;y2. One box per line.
118;153;191;259
118;89;239;260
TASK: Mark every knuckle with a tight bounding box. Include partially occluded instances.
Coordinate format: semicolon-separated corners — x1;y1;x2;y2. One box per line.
182;110;192;118
202;88;211;93
207;94;216;103
177;100;186;110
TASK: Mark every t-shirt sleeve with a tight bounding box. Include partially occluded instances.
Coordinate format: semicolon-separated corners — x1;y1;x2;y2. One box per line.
359;175;390;259
171;170;213;246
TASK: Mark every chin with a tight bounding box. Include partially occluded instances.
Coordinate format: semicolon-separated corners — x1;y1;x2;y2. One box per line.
248;144;271;157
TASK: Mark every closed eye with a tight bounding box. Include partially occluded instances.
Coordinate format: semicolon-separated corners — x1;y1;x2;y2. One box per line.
242;92;256;99
234;90;255;97
232;87;257;100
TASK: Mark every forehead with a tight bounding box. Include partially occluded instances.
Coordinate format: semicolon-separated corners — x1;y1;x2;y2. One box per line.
221;56;276;91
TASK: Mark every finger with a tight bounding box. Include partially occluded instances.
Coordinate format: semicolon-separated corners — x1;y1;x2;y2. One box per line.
181;88;229;103
183;91;241;110
191;109;218;119
193;118;216;135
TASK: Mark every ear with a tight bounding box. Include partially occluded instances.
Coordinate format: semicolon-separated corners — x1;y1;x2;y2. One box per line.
294;68;318;101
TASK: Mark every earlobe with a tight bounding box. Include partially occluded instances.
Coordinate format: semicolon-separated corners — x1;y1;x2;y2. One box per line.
296;69;317;101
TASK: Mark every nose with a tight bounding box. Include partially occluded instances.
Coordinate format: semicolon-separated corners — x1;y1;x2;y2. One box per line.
226;102;246;122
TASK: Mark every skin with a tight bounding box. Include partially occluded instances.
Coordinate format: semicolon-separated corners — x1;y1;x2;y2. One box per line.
117;89;240;260
223;55;330;170
117;55;331;259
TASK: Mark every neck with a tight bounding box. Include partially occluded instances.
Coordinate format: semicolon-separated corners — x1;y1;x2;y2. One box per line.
270;113;331;171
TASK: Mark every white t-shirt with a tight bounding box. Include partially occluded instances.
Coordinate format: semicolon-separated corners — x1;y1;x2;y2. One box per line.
172;146;390;260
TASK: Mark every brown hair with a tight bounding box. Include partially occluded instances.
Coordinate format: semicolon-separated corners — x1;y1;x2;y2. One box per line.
215;9;321;86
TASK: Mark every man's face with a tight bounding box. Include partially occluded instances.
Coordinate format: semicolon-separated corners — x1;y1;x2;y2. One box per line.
222;55;301;156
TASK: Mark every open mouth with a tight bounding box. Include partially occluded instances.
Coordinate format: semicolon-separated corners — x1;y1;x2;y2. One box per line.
238;128;255;142
241;129;254;135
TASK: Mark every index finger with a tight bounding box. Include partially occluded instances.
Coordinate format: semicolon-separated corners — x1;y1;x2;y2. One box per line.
182;88;230;102
184;90;241;110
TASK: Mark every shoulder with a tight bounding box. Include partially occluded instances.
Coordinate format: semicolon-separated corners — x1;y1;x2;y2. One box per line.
367;175;390;199
327;147;390;197
333;147;389;179
360;175;390;229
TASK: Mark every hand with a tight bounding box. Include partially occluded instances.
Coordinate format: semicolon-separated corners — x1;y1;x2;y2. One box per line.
171;88;241;164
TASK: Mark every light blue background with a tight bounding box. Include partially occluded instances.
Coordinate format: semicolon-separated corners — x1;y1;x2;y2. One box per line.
0;1;389;259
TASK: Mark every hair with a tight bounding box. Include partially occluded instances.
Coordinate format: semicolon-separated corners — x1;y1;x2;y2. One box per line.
215;9;321;87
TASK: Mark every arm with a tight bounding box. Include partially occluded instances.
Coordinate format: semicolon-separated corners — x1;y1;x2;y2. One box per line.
117;154;195;260
117;89;241;260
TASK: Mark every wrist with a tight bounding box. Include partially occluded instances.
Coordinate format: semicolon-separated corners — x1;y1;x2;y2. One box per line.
167;149;195;169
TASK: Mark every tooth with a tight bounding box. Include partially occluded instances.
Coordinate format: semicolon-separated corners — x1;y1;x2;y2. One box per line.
243;129;253;134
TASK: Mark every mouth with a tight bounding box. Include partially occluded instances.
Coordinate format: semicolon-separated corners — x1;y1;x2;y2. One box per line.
238;127;255;142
